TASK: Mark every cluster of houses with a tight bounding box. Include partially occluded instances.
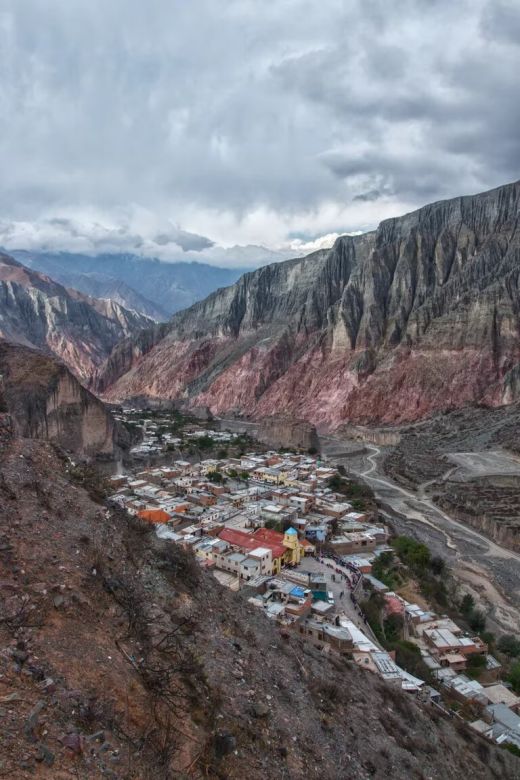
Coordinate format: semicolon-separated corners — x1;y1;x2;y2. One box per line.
108;452;389;578
108;447;520;750
358;574;520;748
113;406;238;458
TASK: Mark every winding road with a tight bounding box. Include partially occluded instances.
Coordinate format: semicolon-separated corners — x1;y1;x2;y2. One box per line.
320;436;520;634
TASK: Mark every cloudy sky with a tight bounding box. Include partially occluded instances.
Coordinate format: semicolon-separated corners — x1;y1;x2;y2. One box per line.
0;0;519;265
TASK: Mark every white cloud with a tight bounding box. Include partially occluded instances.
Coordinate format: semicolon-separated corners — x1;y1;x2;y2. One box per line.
0;0;518;264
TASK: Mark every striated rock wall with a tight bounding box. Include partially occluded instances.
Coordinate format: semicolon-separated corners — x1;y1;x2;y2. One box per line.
0;342;125;458
256;416;320;452
96;180;520;429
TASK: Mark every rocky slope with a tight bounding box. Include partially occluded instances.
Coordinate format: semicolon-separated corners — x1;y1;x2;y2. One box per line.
0;342;126;458
0;434;516;779
96;180;520;429
0;253;153;383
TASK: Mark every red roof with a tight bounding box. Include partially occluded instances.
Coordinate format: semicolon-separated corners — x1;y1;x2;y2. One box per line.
252;528;285;544
219;528;286;560
384;595;404;615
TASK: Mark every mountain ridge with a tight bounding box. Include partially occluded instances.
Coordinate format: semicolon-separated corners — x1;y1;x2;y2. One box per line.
10;249;249;318
94;179;520;428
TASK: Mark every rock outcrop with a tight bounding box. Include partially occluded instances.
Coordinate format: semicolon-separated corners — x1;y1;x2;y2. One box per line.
96;180;520;429
0;341;125;458
0;252;153;383
256;416;320;452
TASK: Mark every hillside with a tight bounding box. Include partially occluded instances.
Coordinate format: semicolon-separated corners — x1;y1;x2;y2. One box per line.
0;432;516;778
95;180;520;429
0;253;152;383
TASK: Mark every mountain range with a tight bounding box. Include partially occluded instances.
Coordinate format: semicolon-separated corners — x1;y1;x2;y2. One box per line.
0;253;152;383
93;180;520;429
9;249;262;319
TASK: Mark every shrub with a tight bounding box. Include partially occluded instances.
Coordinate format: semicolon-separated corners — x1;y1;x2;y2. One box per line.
468;609;486;634
392;536;430;572
460;593;475;615
508;661;520;694
197;435;215;450
498;634;520;657
207;470;225;484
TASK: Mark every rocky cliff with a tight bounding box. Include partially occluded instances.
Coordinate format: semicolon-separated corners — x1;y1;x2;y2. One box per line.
0;253;153;383
256;416;320;452
96;180;520;429
0;342;125;458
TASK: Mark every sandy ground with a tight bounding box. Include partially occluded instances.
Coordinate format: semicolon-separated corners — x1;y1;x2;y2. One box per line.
320;435;520;636
446;450;520;480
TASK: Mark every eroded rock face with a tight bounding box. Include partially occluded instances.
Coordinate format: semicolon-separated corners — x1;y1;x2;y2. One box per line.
256;416;320;452
0;253;152;384
0;342;125;457
96;180;520;429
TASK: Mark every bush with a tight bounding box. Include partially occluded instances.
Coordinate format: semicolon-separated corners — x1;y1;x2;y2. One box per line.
468;609;486;634
508;660;520;694
460;593;475;615
207;470;225;484
497;634;520;657
197;435;215;450
504;742;520;758
394;641;433;684
383;614;403;643
466;653;486;679
392;536;430;572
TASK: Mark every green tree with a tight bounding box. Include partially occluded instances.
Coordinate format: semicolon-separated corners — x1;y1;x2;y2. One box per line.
392;536;430;572
508;660;520;694
468;609;486;634
498;634;520;658
460;593;475;615
207;470;225;484
466;653;486;679
197;435;215;450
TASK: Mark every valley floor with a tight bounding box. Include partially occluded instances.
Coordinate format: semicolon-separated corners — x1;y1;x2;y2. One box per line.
320;435;520;637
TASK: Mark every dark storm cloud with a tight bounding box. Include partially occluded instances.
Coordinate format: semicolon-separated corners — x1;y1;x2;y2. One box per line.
0;0;518;257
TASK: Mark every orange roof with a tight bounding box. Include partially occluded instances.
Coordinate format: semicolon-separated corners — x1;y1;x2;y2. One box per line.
301;539;313;548
137;508;171;524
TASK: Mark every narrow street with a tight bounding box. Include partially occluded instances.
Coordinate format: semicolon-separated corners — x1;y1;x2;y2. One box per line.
294;556;382;646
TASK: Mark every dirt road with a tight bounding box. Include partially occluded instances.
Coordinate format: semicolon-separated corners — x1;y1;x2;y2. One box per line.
321;435;520;635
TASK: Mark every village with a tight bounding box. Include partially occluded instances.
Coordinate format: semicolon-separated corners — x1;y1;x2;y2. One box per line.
106;409;520;755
